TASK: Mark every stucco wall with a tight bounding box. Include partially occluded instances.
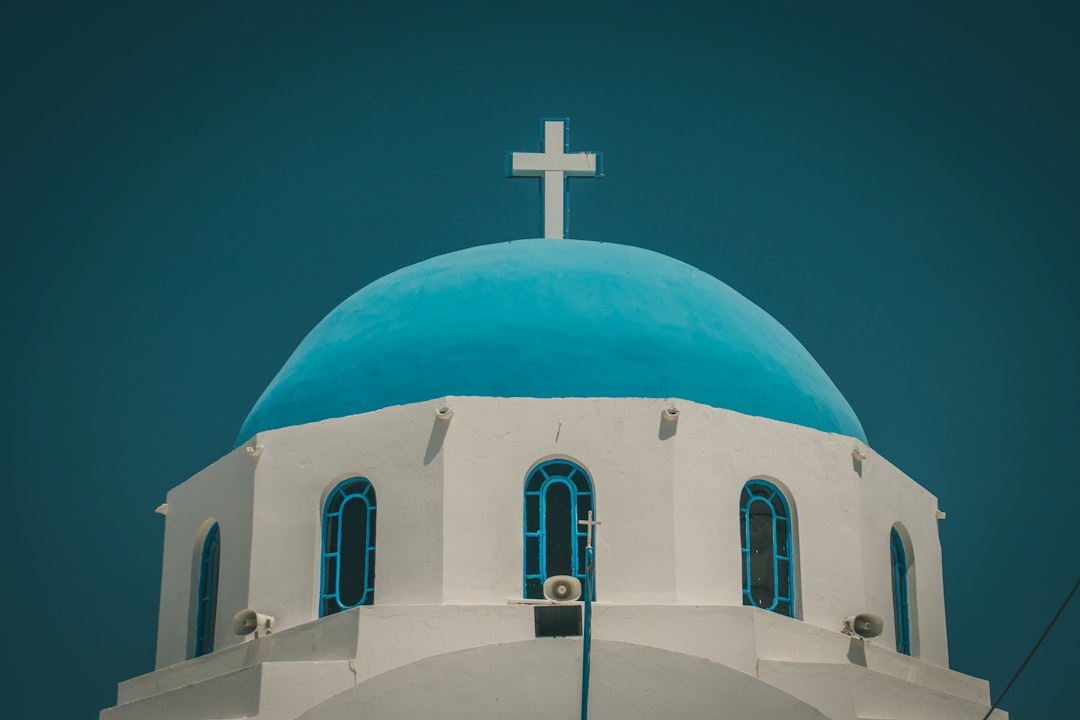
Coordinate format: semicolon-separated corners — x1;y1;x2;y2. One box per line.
247;400;445;628
156;448;255;667
117;603;996;720
156;396;947;670
860;449;949;663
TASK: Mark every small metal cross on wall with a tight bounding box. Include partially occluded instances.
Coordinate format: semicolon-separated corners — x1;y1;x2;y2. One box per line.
578;510;601;550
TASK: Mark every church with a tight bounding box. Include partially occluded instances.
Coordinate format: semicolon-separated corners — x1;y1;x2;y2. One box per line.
101;119;1004;720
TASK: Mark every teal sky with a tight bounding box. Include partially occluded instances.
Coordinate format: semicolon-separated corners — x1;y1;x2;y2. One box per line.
3;2;1077;717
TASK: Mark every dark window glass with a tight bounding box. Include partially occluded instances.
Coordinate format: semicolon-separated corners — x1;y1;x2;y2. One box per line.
576;494;591;522
777;559;790;598
770;494;786;515
323;555;337;591
526;494;540;530
544;462;573;480
325;514;339;554
740;545;749;589
194;523;220;658
524;460;594;599
338;497;369;607
740;480;794;617
544;482;574;577
747;499;775;607
366;513;377;564
525;536;540;575
891;528;911;655
321;478;376;616
775;518;789;558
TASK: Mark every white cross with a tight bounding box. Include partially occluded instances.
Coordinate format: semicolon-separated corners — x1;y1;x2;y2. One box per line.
578;510;602;550
508;118;603;239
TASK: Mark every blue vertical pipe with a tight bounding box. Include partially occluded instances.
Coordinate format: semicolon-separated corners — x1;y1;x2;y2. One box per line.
581;546;594;720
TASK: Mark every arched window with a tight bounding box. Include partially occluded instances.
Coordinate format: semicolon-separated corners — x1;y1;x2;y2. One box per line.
320;478;377;616
740;480;794;617
524;460;594;599
194;522;220;657
890;528;911;655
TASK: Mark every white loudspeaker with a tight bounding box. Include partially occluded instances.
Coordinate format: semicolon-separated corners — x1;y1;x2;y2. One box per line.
232;609;276;637
843;613;884;639
543;575;582;602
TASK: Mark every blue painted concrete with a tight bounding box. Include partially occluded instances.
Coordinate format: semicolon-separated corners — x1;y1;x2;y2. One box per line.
237;239;866;445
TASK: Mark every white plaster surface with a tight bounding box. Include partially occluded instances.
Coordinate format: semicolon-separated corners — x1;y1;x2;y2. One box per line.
116;397;999;720
298;640;831;720
156;448;256;667
105;604;998;720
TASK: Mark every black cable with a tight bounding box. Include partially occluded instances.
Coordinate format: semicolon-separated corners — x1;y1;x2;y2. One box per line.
981;575;1079;720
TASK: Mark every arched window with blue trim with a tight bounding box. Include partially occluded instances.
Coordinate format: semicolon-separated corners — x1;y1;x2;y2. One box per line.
891;527;911;655
194;522;220;657
524;459;594;600
321;478;377;616
740;480;794;617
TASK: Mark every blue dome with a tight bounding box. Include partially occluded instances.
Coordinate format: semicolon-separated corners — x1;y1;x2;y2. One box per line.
238;239;865;444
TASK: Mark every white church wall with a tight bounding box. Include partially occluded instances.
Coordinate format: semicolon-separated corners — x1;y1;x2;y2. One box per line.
668;403;744;606
103;663;262;720
123;599;991;720
754;426;862;631
668;402;950;668
155;448;255;668
592;604;760;673
153;395;951;673
292;638;838;720
669;402;869;631
257;661;357;720
246;400;446;630
439;396;679;604
119;609;361;705
859;447;950;665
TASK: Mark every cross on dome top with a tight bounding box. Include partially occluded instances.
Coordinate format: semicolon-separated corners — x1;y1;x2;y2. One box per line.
507;118;603;239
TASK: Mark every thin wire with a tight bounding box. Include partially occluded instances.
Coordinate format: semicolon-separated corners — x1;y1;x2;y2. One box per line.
981;575;1079;720
581;546;593;720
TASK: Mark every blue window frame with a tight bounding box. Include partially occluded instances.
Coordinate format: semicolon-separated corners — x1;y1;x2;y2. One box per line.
194;522;220;657
524;460;594;599
740;480;794;617
891;528;911;654
320;478;377;616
